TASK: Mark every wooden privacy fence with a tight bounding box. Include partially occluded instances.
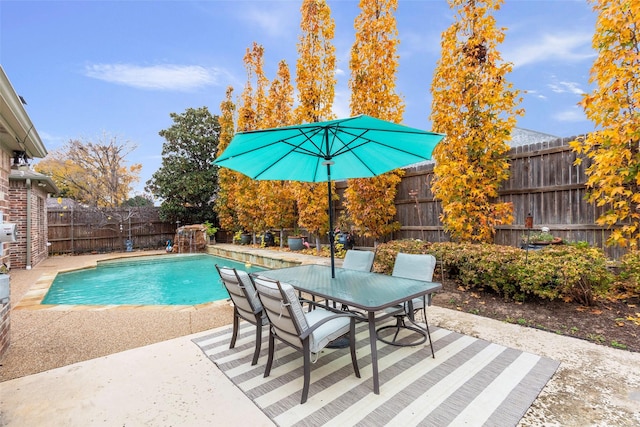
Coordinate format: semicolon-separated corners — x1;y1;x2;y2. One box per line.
47;206;175;255
217;136;626;260
47;137;627;260
337;135;627;260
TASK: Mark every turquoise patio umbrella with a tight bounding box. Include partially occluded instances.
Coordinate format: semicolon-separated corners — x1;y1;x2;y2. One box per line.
213;114;445;277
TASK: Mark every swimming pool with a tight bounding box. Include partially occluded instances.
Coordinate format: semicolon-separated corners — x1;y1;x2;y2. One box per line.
41;254;266;306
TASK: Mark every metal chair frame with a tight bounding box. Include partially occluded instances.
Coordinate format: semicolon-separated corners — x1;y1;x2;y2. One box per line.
215;265;267;366
254;275;361;404
375;253;437;357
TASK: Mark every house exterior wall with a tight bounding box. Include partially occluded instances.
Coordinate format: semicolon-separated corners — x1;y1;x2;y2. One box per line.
0;150;11;357
0;297;8;359
8;180;25;268
9;177;49;268
0;66;51;359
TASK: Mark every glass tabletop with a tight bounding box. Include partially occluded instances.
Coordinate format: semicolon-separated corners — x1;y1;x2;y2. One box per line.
258;264;442;311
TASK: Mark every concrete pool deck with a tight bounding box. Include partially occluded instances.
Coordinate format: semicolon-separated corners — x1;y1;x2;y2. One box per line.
1;246;639;426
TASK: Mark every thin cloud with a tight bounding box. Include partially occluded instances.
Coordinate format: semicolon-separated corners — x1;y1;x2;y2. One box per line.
400;30;442;57
240;4;298;39
554;106;586;123
332;88;351;119
84;64;223;91
548;81;585;95
505;32;594;68
525;89;547;100
37;131;66;147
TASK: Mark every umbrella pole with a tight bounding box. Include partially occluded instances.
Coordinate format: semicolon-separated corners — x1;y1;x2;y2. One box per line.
324;162;336;278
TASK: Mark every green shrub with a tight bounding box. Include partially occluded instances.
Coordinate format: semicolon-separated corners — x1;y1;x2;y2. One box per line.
614;250;640;298
373;239;432;275
372;239;613;305
437;243;523;299
515;245;612;305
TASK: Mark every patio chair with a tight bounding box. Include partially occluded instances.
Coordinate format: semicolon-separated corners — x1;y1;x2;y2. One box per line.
376;253;437;355
215;265;268;366
299;250;374;312
336;249;376;313
342;249;375;272
252;275;361;404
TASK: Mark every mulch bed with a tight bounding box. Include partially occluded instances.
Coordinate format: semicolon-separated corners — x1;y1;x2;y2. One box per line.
432;279;640;353
250;245;640;353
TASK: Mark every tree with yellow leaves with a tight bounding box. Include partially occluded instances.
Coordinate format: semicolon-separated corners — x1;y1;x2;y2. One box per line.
293;0;338;252
570;0;640;248
35;134;141;207
430;0;522;242
234;42;269;239
345;0;404;246
215;86;237;232
295;0;336;124
260;60;297;247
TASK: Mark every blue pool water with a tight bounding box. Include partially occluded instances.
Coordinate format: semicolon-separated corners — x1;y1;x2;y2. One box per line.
41;254;266;306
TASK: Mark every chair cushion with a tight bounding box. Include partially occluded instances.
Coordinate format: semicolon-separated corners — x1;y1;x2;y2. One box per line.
305;309;351;354
235;270;263;312
282;282;310;333
254;277;309;333
217;267;262;315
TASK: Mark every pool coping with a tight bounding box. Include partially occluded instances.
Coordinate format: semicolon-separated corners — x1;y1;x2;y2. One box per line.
13;247;304;312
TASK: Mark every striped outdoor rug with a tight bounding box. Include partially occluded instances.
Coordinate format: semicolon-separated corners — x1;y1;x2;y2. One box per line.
193;320;559;427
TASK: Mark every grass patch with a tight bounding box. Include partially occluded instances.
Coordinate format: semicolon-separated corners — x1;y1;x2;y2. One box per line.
611;341;628;350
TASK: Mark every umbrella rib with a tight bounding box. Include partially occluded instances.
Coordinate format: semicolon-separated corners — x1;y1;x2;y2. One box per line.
215;115;443;182
332;127;434;161
323;127;434;177
213;115;444;280
330;129;381;175
251;127;328;179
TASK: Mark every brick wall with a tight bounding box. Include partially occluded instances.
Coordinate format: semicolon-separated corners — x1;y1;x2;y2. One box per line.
9;178;50;268
0;150;11;358
9;179;26;268
0;300;9;357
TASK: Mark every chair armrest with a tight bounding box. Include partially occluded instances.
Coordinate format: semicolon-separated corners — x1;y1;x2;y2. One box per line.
300;312;360;340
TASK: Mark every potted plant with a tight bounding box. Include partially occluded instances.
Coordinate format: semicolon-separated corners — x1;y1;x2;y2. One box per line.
335;215;355;250
261;230;275;247
233;230;252;245
522;227;562;249
240;232;252;245
287;225;306;251
203;221;218;244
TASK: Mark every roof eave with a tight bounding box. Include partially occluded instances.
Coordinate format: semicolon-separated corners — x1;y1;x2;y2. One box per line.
9;168;60;195
0;66;48;159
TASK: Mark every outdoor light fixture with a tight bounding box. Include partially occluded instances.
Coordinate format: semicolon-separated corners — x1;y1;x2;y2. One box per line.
12;151;28;166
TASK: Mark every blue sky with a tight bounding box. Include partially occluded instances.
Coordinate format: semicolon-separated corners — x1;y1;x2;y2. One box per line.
1;0;596;196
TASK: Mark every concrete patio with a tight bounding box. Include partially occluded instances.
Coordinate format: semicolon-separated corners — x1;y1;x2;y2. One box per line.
1;246;639;426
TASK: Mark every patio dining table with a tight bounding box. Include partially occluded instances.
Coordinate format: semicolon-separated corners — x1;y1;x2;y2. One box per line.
257;263;442;394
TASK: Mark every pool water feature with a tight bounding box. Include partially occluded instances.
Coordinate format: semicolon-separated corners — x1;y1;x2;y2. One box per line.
41;254;266;306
